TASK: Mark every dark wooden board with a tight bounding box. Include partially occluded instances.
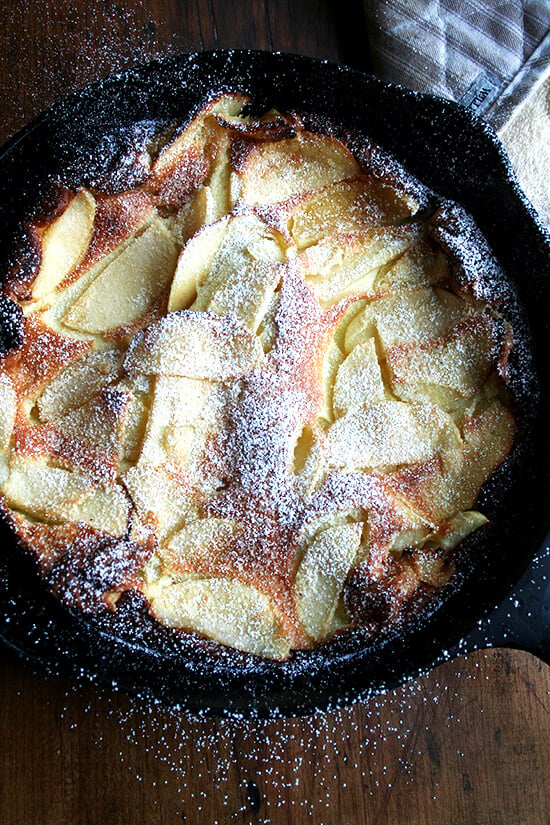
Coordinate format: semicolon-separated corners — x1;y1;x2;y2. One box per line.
1;0;374;149
0;646;549;824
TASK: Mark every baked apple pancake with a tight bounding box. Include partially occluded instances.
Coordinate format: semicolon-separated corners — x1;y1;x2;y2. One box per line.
0;93;516;660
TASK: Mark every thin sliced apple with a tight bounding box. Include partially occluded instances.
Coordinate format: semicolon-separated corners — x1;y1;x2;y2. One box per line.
294;523;362;641
332;337;386;416
388;400;515;522
376;288;471;350
207;260;283;332
204;150;233;222
75;483;130;537
1;455;94;522
237;131;360;205
376;234;450;291
0;374;16;452
149;96;247;208
73;191;156;278
32;189;96;302
166;186;209;247
163;517;244;574
123;462;195;539
326;401;461;471
162;424;196;468
209;93;250;119
459;400;515;505
344;287;469;353
37;349;124;422
435;510;488;551
300;225;422;307
63;218;178;334
293;424;326;497
138;374;215;467
387;314;500;405
289;176;416;249
192;212;286;312
319;339;345;422
39;212;157;335
124;311;264;380
147;576;291;659
257;291;281;352
168;217;230;312
150;94;247;191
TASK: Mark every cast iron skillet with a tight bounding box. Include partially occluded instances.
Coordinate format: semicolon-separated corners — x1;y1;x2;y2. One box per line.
0;50;549;716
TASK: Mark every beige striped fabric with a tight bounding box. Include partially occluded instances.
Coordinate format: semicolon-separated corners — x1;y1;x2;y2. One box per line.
364;0;549;117
363;0;550;225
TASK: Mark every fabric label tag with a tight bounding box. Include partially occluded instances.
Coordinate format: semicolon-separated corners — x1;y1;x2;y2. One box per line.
459;72;503;115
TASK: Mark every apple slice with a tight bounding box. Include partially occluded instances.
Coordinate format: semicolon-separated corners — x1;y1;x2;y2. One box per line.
326;401;461;471
237;131;360;205
293;424;326;497
39;211;157;335
209;93;250;119
75;483;130;537
300;225;422;307
318;339;345;423
459;400;515;504
124;311;265;380
332;337;386;416
376;234;450;291
192;212;286;312
37;349;124;422
137;374;215;468
168;217;229;312
0;374;16;452
149;94;248;195
288;176;416;249
162;424;196;468
375;288;471;350
31;189;96;302
166;186;209;248
294;523;362;642
389;400;515;522
204;150;233;222
344;287;469;353
1;455;94;522
123;462;196;539
435;510;488;551
212;101;296;137
63;218;178;334
257;291;281;352
207;260;284;333
146;576;292;659
162;517;244;575
387;313;500;406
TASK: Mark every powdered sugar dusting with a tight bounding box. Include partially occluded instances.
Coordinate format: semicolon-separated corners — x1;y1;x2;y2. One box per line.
0;50;544;708
0;89;521;661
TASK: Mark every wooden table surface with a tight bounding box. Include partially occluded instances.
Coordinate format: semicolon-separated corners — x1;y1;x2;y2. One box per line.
1;3;549;824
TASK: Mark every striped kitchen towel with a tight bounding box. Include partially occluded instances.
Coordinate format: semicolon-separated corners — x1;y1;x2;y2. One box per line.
363;0;550;225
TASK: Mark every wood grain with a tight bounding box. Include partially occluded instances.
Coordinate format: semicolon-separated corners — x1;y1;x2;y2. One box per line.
0;0;345;149
0;646;548;824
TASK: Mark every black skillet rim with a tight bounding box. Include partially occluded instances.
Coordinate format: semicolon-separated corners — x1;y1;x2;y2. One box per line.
0;49;549;716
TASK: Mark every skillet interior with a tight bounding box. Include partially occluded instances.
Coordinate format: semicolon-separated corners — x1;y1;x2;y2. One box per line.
0;50;549;716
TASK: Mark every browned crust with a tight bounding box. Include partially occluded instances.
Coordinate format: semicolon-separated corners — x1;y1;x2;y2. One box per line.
0;95;522;661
